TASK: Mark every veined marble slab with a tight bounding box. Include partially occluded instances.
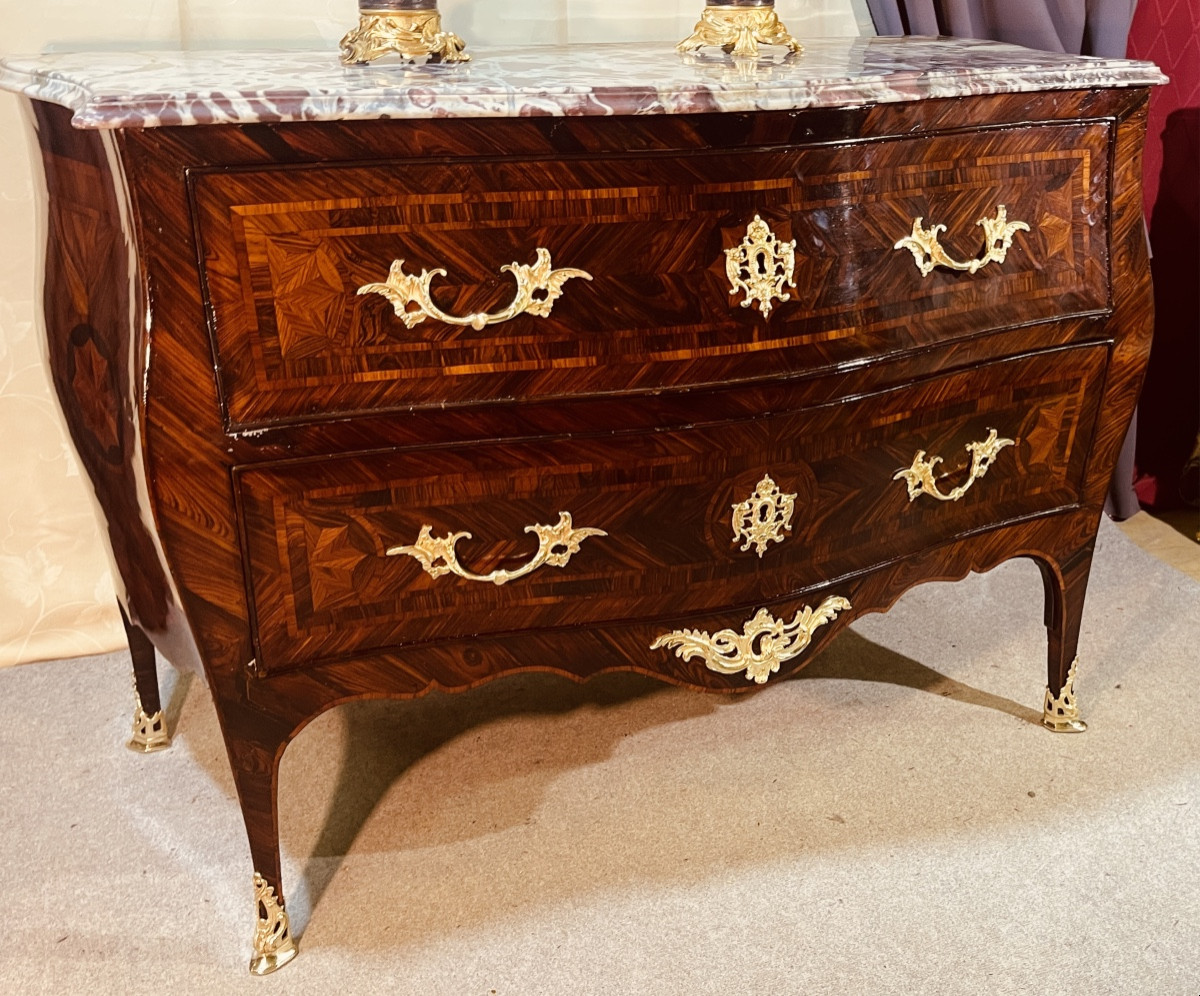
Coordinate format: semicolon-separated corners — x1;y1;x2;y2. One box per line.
0;37;1165;129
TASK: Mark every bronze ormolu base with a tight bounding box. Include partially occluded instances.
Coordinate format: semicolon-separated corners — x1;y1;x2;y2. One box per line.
679;2;803;59
250;873;297;975
340;2;469;66
1043;657;1088;733
128;681;170;753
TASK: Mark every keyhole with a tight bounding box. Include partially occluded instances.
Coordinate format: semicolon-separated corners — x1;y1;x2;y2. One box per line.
755;250;769;275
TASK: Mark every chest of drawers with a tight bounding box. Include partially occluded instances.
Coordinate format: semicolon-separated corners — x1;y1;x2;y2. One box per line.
1;37;1163;973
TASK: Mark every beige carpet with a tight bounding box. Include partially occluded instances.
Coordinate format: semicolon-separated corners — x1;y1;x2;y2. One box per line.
1;516;1197;994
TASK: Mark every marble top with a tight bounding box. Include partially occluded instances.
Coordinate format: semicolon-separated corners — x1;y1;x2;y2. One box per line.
0;36;1165;130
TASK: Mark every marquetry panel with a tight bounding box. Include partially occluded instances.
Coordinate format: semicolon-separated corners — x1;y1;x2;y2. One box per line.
236;344;1107;674
194;121;1110;429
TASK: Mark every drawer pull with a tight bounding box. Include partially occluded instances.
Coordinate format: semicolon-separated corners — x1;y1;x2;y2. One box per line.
386;511;606;587
651;597;851;685
894;205;1030;278
731;474;796;557
894;428;1015;503
725;215;797;317
358;248;592;331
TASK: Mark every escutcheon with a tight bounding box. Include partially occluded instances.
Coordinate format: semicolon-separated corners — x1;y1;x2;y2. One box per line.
725;215;797;318
731;474;796;557
651;596;851;684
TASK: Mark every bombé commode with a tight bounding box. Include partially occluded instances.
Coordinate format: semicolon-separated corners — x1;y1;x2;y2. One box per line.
0;31;1164;974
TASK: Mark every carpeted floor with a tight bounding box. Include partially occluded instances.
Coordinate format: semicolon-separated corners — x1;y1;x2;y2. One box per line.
1;516;1197;994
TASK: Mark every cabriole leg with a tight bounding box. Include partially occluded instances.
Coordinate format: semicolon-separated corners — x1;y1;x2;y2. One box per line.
120;605;171;752
221;728;298;975
1037;543;1094;733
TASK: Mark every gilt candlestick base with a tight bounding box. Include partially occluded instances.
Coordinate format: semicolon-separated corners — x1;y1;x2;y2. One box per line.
678;1;803;59
340;0;469;65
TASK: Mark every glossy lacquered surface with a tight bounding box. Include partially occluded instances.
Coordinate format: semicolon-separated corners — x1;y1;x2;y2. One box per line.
23;60;1155;965
237;346;1107;674
194;120;1111;427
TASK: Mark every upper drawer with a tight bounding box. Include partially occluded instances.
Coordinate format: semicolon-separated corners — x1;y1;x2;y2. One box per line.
193;121;1110;429
235;344;1106;675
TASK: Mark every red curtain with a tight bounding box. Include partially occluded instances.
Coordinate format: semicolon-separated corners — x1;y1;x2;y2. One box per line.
1127;0;1200;511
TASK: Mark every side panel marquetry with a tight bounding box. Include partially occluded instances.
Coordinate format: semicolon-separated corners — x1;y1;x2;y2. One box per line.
236;344;1107;674
194;121;1109;428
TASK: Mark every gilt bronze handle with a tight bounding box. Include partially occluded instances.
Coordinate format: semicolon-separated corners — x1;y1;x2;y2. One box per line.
894;205;1030;278
387;512;607;587
359;247;592;331
894;429;1016;503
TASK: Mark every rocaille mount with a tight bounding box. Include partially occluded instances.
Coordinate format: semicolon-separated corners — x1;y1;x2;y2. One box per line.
340;0;470;65
679;1;803;59
339;0;804;65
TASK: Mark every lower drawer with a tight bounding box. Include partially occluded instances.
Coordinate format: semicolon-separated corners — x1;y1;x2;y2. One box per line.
235;344;1106;674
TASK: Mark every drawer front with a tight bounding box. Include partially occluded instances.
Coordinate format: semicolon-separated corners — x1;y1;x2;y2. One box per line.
195;122;1109;429
236;345;1106;674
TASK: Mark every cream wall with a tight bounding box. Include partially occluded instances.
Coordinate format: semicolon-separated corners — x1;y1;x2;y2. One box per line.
0;0;870;667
